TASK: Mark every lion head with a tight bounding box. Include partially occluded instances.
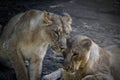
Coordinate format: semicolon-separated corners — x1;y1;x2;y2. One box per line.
11;10;72;53
41;11;72;53
62;35;95;72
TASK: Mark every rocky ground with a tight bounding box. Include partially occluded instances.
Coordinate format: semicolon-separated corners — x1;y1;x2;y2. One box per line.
0;0;120;80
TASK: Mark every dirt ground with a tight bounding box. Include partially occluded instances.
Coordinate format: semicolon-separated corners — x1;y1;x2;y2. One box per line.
0;0;120;80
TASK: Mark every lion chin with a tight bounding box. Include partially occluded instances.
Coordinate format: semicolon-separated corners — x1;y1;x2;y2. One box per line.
51;47;62;54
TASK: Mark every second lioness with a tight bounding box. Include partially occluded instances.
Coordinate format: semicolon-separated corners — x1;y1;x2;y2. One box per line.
43;35;120;80
0;10;72;80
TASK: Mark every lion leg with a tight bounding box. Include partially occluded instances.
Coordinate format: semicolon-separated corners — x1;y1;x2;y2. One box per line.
8;49;29;80
42;68;64;80
81;74;114;80
29;54;42;80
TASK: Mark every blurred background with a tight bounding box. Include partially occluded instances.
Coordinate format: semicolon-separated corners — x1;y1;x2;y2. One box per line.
0;0;120;80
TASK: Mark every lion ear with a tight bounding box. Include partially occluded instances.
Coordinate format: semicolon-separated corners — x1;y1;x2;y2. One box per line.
81;39;92;50
63;13;72;24
43;11;52;25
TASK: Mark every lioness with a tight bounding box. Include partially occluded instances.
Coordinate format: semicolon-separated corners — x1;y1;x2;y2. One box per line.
43;35;120;80
0;10;72;80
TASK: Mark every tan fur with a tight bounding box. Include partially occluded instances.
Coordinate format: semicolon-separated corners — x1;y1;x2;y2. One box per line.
61;35;120;80
61;35;114;80
0;10;72;80
43;35;120;80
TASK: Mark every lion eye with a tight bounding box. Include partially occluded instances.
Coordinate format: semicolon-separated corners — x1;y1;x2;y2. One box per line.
53;30;60;41
57;31;61;36
54;30;58;34
72;53;78;57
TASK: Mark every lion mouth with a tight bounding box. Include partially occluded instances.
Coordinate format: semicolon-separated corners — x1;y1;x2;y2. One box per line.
51;45;57;50
51;45;61;54
51;45;59;51
64;68;76;74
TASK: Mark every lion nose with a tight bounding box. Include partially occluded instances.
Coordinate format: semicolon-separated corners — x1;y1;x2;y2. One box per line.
60;43;67;51
63;60;70;71
60;46;66;49
59;38;67;51
60;46;66;52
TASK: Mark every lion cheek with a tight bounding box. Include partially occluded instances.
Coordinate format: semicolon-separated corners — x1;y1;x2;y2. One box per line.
74;61;82;71
83;51;91;65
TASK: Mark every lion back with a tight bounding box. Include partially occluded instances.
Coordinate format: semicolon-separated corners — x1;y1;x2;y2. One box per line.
0;13;24;41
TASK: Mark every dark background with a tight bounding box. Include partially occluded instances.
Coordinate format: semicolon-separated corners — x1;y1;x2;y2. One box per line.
0;0;120;80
